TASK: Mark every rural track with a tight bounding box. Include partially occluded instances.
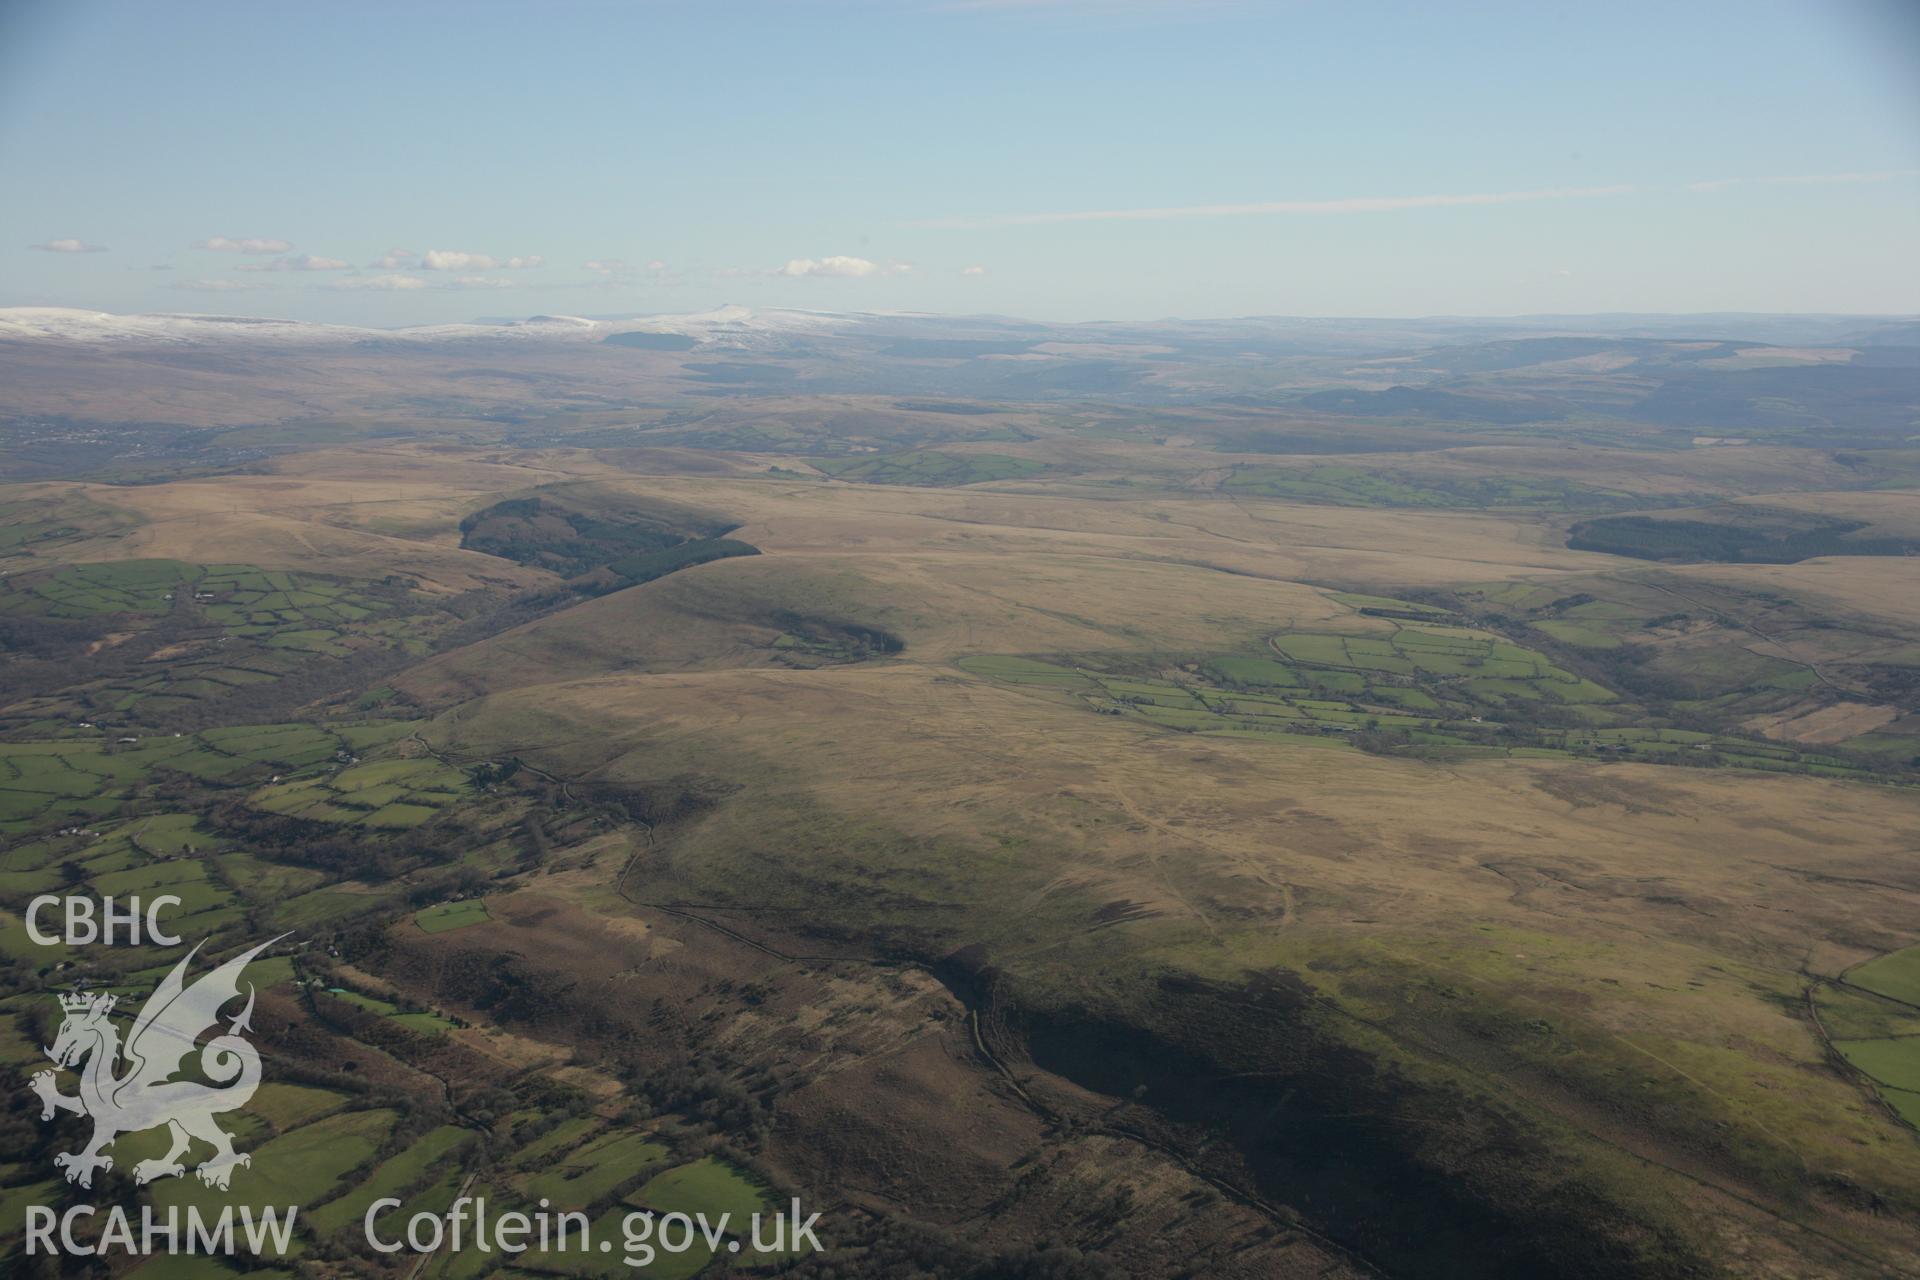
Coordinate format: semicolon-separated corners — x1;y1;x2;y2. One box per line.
292;951;495;1135
292;944;495;1272
1104;782;1270;934
403;1170;479;1280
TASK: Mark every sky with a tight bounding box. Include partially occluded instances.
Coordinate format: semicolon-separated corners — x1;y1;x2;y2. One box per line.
1;0;1916;326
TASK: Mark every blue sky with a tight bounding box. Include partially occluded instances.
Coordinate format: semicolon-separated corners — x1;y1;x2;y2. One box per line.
2;0;1916;324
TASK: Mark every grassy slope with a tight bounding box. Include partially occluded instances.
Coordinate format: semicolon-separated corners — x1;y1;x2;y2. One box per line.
418;482;1920;1275
7;435;1918;1276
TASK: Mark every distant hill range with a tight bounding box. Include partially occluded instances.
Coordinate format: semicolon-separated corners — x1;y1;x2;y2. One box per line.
0;305;1915;442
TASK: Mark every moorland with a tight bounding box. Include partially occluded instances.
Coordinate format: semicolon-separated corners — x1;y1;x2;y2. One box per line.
0;304;1917;1279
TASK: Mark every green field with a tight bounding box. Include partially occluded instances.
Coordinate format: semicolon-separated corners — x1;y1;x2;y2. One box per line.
514;1116;599;1166
144;1108;398;1257
1850;945;1920;1006
250;1083;352;1130
0;721;395;837
518;1131;670;1208
0;1178;63;1240
1834;1038;1920;1093
1204;655;1304;687
631;1156;772;1223
249;756;470;829
324;986;458;1033
149;1107;397;1210
627;1157;815;1270
308;1124;472;1235
1814;952;1920;1131
416;899;491;933
327;988;400;1015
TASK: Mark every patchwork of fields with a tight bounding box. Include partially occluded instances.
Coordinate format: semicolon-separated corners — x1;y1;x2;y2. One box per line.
1461;575;1920;766
250;756;472;830
959;598;1896;778
0;720;418;837
0;559;442;732
415;1125;796;1280
1223;462;1640;511
0;560;388;632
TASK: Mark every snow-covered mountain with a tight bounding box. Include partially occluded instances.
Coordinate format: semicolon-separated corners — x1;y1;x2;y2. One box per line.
0;307;378;345
0;304;856;350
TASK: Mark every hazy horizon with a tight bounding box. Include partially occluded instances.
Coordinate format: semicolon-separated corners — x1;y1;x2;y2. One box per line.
5;301;1918;331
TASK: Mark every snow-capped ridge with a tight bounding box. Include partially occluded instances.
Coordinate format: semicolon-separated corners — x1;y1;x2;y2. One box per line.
0;304;852;348
0;307;377;345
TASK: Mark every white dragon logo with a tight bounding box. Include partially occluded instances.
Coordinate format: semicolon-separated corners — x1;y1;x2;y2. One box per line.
29;935;283;1190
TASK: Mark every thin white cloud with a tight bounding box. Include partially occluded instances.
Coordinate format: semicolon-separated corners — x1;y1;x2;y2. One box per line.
419;249;543;271
333;273;429;291
192;236;294;254
169;277;272;292
422;249;485;271
778;256;880;278
29;237;108;253
236;254;350;273
372;248;418;269
1686;168;1919;193
774;256;913;278
331;272;518;291
916;184;1636;229
961;264;988;276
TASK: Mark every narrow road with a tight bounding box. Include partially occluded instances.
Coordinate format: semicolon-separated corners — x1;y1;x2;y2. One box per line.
403;1171;479;1280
